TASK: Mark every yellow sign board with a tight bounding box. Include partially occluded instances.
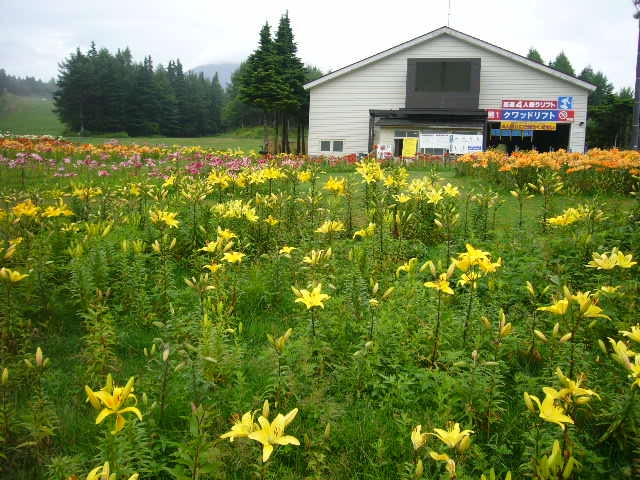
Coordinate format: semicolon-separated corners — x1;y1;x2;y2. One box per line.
402;137;418;157
500;121;556;131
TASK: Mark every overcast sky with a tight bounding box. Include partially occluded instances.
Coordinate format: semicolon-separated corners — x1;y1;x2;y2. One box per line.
1;0;637;91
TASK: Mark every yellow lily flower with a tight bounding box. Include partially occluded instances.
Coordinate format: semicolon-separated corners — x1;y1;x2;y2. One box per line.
537;299;569;315
323;176;346;196
297;170;312;183
315;220;345;235
279;246;297;256
293;283;330;309
411;425;428;450
264;215;280;226
428;422;474;450
442;183;460;197
222;251;245;264
248;408;300;462
0;267;29;283
87;376;142;434
555;367;600;403
621;325;640;344
424;273;454;295
216;226;237;241
586;248;637;270
12;199;40;217
220;411;259;442
527;390;574;431
396;257;418;278
86;461;139;480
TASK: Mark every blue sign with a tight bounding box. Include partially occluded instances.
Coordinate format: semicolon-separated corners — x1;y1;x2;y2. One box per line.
502;109;558;121
558;96;573;110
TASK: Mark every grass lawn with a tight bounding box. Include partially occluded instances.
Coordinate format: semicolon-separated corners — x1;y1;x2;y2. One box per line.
0;93;271;151
0;93;65;135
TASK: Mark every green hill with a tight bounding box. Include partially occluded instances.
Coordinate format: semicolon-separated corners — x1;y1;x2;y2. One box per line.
0;92;65;136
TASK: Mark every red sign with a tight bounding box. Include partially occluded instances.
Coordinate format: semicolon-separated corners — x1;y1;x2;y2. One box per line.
487;109;502;121
557;110;574;121
502;99;558;109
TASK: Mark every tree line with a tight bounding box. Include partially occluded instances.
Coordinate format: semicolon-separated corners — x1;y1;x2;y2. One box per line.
53;44;225;137
527;48;633;149
51;12;322;151
0;69;56;98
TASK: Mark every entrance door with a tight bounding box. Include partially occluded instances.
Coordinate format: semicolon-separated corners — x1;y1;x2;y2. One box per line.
394;138;404;157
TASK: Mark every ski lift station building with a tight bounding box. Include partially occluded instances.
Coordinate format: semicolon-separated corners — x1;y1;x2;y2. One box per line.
304;26;596;158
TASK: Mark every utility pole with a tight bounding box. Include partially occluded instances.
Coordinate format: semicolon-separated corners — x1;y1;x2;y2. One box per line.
633;1;640;149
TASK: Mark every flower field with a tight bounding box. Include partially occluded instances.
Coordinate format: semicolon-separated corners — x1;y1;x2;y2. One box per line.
0;136;639;479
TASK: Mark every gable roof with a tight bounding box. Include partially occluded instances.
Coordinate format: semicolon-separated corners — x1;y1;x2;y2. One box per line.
304;26;596;91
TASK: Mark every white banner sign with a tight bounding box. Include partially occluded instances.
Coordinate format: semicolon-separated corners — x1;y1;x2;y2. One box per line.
450;134;483;154
419;134;451;150
419;134;483;154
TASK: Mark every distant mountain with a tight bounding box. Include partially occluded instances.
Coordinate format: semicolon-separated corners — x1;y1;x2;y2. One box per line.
190;63;239;87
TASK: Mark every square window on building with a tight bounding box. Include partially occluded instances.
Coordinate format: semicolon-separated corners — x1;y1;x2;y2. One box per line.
332;140;343;152
320;140;331;151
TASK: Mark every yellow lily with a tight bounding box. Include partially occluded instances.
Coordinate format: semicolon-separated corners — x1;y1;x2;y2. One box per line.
222;251;245;264
0;267;29;283
621;325;640;344
293;283;330;309
315;220;345;235
248;408;300;462
424;273;454;295
428;422;474;450
527;390;574;431
279;246;297;256
87;376;142;434
86;461;139;480
411;424;428;450
537;299;569;315
220;411;259;442
555;367;600;403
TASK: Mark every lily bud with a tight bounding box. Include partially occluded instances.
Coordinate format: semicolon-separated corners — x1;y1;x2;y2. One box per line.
162;347;170;362
523;392;537;413
35;347;44;367
415;459;424;478
534;329;548;342
552;323;560;338
1;368;7;385
559;332;573;343
324;422;331;440
457;435;471;453
262;400;270;419
500;323;513;338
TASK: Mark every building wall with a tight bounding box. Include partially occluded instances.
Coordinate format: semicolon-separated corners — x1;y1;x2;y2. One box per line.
307;34;589;156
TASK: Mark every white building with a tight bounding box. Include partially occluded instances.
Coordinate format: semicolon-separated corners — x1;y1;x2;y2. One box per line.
304;26;595;157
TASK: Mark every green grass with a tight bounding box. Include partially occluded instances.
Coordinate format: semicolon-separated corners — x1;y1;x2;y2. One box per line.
0;92;65;135
0;92;268;150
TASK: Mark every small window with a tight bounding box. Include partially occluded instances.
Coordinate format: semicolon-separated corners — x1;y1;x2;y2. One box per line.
320;140;331;152
332;141;343;152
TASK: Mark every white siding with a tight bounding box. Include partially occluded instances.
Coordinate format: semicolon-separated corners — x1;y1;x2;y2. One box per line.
308;34;589;155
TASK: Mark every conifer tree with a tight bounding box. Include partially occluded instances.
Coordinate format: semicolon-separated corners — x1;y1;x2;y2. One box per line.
526;47;544;64
549;51;575;76
240;22;288;150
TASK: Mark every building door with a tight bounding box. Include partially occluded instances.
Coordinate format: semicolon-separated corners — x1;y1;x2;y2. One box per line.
394;138;404;157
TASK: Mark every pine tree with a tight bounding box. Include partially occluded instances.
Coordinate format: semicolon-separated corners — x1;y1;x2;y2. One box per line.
240;22;288;150
526;47;544;64
549;51;575;76
208;73;225;134
274;12;307;153
54;48;93;133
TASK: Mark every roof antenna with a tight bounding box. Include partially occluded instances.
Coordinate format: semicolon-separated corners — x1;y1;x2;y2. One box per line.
448;0;452;27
